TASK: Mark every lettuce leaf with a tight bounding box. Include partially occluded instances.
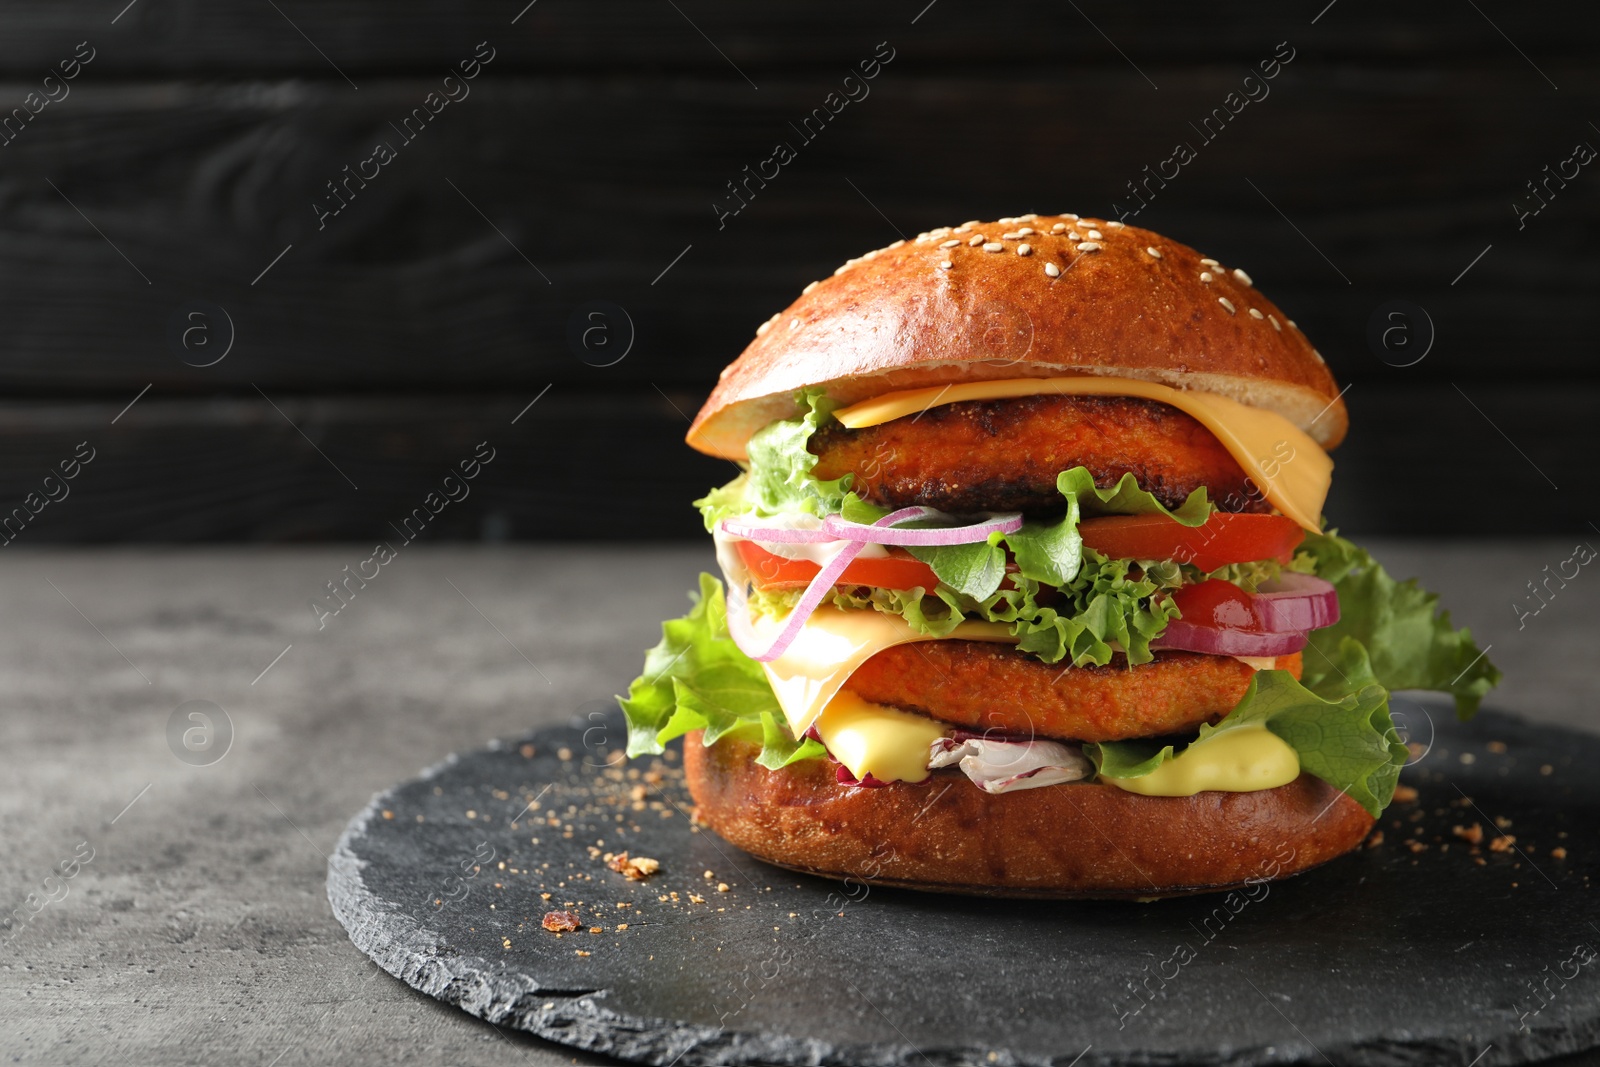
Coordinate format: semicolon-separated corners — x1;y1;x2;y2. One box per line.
619;573;825;765
903;468;1211;600
1299;530;1500;719
696;388;850;531
1087;668;1407;817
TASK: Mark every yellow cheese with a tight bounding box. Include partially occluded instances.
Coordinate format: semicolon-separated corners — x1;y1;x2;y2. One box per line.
831;376;1331;532
755;606;1016;738
1106;726;1300;797
812;690;948;784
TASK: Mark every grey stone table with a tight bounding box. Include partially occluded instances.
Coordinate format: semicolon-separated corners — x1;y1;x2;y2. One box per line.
0;542;1596;1066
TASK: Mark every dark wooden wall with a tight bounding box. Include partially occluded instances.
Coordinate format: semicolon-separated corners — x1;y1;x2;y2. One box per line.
0;1;1593;541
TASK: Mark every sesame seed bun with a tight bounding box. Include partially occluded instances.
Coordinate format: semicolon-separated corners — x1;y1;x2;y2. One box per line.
686;214;1347;460
684;730;1376;899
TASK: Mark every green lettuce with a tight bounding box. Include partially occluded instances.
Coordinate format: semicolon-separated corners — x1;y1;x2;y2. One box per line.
1088;668;1407;817
1298;530;1499;718
696;388;848;531
619;573;824;767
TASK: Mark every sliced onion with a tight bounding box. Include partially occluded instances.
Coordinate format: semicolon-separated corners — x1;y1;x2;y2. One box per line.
1152;620;1308;658
718;516;836;543
928;736;1093;794
820;511;1023;546
1251;572;1340;633
724;506;937;663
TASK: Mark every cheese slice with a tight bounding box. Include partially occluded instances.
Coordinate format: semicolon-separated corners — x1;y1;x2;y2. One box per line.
756;606;1017;738
1106;725;1299;797
812;690;948;784
831;376;1331;532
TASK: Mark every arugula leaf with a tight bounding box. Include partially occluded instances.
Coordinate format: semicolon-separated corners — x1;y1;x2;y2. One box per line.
696;388;851;530
1087;669;1407;817
619;573;824;765
1299;530;1500;719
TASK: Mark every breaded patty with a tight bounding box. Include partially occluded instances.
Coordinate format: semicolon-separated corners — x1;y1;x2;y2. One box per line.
847;641;1303;743
810;394;1267;515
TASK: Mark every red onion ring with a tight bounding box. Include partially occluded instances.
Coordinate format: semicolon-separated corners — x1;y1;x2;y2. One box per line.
1151;620;1309;658
1251;572;1340;633
724;506;937;663
719;508;1020;548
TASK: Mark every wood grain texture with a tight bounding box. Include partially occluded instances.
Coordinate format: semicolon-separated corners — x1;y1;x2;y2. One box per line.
0;69;1594;397
0;1;1591;74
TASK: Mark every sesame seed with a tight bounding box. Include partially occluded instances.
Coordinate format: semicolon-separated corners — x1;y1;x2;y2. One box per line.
1248;308;1265;319
1218;297;1236;314
1067;232;1082;241
801;281;818;294
1085;229;1103;240
888;240;904;249
1268;314;1282;332
756;320;771;335
1017;227;1035;236
1313;348;1325;362
968;235;986;247
1051;223;1067;233
1017;243;1033;256
1107;220;1125;229
983;242;1004;253
1044;262;1061;278
1287;319;1297;328
940;240;960;249
789;317;801;329
998;216;1019;225
1018;213;1038;221
1063;213;1080;220
1076;241;1102;252
1145;246;1162;259
1200;271;1214;283
1001;231;1023;240
960;220;980;228
1200;258;1220;267
833;265;849;276
939;260;953;269
1233;268;1253;287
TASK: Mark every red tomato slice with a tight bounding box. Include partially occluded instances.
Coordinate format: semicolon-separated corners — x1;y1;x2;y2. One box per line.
1169;579;1267;631
734;540;941;592
1077;512;1304;571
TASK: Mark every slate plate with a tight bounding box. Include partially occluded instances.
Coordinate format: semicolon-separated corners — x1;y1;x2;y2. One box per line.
328;703;1600;1066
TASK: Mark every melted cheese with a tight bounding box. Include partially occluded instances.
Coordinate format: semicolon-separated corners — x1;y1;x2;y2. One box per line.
1107;726;1300;797
813;690;947;784
831;376;1331;532
756;606;1016;737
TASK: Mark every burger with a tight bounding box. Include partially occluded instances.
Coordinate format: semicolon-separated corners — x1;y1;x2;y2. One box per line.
621;213;1499;899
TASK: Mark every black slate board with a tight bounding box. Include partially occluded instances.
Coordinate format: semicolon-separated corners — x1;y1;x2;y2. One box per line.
328;704;1600;1066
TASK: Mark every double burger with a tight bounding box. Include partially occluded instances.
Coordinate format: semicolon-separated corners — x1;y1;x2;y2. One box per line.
622;213;1499;898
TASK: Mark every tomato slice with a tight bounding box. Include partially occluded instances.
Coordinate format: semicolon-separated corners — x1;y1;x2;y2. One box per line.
734;540;941;592
1169;579;1267;631
1077;512;1304;570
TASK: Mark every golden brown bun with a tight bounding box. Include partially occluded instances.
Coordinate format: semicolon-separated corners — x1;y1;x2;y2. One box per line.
685;732;1375;900
687;213;1346;460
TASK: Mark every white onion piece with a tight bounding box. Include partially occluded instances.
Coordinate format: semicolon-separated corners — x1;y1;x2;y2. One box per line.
723;506;939;663
1151;620;1308;657
928;736;1093;794
1251;572;1341;632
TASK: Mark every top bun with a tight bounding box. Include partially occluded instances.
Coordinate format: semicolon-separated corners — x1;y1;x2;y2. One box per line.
687;213;1347;460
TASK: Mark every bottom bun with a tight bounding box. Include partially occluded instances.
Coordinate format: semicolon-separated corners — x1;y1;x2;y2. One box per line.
684;732;1375;900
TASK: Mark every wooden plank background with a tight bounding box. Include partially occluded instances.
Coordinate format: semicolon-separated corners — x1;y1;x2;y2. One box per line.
0;0;1592;540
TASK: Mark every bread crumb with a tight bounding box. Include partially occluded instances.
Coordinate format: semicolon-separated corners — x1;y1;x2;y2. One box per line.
717;883;730;893
606;852;660;880
616;923;629;931
542;910;581;933
381;809;394;820
575;949;591;957
1489;834;1516;854
502;938;512;949
1553;847;1568;860
557;747;573;761
589;926;603;934
1366;830;1384;848
1406;840;1427;853
1453;824;1484;845
520;743;535;758
1494;815;1512;829
688;893;706;904
1392;785;1419;804
1487;740;1507;754
1540;764;1554;775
